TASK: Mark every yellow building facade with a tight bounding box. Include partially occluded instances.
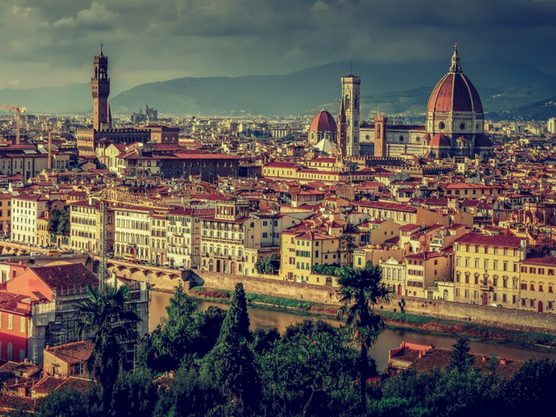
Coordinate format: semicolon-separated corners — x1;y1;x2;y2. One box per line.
453;233;526;307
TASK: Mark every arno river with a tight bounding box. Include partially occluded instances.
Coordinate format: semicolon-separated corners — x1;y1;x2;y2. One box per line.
150;291;556;372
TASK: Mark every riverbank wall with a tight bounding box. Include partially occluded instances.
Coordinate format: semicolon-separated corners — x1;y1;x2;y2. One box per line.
185;270;556;336
187;270;338;304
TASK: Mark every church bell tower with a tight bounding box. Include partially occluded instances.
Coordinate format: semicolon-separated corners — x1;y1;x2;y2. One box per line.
91;43;110;131
341;73;361;157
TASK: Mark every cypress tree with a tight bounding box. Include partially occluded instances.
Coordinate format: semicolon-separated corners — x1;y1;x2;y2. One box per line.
449;337;474;373
202;282;260;413
216;282;251;344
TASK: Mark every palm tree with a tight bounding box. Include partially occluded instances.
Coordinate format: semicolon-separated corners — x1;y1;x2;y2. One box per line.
74;285;141;392
339;233;356;267
336;262;391;412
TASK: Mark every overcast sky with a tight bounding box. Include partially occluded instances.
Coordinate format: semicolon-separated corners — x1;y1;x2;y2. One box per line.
1;0;556;93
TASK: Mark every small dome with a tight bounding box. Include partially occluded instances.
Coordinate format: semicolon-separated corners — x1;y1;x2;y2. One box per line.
430;133;451;147
456;135;468;141
423;133;431;140
310;110;337;132
474;134;493;148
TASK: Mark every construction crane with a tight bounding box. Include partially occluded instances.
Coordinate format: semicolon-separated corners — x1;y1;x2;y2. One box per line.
89;188;168;288
0;104;26;145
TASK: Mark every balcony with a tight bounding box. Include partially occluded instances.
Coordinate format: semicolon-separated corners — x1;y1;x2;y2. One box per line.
479;285;493;292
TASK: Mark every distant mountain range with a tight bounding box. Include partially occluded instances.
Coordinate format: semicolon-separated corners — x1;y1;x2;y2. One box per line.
1;60;556;121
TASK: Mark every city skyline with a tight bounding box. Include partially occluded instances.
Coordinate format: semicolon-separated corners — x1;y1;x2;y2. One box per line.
0;0;555;93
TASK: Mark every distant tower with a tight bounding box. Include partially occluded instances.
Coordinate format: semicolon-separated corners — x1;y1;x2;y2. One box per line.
337;99;347;161
341;73;361;157
91;43;110;131
374;116;387;157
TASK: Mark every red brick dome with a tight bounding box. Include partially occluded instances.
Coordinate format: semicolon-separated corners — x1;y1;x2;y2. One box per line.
427;47;483;114
430;133;451;147
310;110;337;132
474;134;493;148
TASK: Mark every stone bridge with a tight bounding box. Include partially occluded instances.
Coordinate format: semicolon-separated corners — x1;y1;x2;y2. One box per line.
0;242;48;256
103;258;186;291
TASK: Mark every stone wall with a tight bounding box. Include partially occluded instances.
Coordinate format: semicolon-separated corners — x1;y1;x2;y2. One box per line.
385;296;556;336
188;270;338;304
145;269;556;335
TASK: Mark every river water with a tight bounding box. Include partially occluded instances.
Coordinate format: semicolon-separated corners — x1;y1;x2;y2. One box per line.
149;291;556;372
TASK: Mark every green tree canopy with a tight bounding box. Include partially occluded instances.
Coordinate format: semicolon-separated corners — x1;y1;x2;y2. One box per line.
201;282;260;414
74;285;141;395
449;337;474;373
260;320;362;416
146;285;226;372
337;262;391;412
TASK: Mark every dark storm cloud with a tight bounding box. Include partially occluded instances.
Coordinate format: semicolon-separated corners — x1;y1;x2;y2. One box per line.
0;0;556;89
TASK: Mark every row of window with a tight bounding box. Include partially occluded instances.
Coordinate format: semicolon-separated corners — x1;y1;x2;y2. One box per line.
71;217;96;226
456;245;520;257
456;257;518;272
521;299;554;309
114;231;150;245
521;266;556;275
0;312;26;332
0;342;25;362
520;283;554;293
116;219;150;230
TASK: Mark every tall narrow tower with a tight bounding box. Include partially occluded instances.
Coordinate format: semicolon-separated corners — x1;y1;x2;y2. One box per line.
341;74;361;157
336;99;347;162
91;44;110;131
374;116;387;157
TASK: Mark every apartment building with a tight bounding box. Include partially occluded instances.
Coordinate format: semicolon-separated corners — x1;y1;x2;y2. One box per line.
280;228;341;286
453;233;526;307
199;200;256;275
519;256;556;313
69;200;114;255
114;205;152;262
379;257;406;296
150;209;169;266
405;251;451;299
0;193;11;235
166;207;205;269
10;195;49;245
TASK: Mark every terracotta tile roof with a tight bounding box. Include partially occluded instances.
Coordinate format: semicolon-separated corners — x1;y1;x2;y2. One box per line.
31;376;66;394
0;361;41;377
454;232;525;248
357;201;417;213
45;341;93;365
34;375;94;397
522;256;556;266
28;264;98;291
0;292;32;315
0;395;36;412
265;162;298;169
